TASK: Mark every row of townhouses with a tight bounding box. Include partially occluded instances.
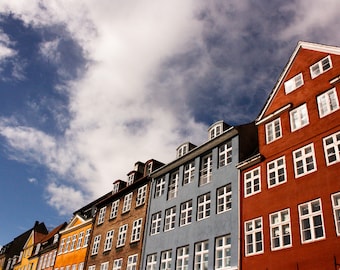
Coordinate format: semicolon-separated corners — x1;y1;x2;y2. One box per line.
1;41;340;270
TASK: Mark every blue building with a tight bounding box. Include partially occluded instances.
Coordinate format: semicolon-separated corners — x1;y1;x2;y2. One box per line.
141;121;258;270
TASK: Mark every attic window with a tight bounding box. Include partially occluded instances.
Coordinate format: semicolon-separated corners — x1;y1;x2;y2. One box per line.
208;121;225;140
127;173;135;185
113;182;120;194
53;234;59;244
146;162;153;175
284;73;304;94
177;144;188;158
310;55;332;79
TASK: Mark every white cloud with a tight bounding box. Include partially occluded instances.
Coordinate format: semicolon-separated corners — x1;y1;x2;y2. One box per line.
0;0;339;216
0;31;16;60
28;177;37;184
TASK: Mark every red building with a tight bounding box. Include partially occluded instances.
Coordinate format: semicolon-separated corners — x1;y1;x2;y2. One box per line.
238;42;340;270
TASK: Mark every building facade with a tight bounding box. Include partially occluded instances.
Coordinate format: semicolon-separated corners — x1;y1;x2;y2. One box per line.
239;42;340;269
84;159;163;270
141;121;258;270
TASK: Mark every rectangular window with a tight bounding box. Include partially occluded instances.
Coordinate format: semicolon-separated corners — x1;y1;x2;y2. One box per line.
126;254;137;270
131;218;142;242
88;266;95;270
97;206;106;225
176;246;189;270
267;156;286;188
215;235;231;269
83;229;91;247
293;143;317;178
160;250;172;270
290;104;309;131
122;192;133;213
58;239;64;254
299;199;325;243
270;209;292;250
265;118;282;144
136;184;147;206
64;236;71;253
197;193;211;221
116;224;128;247
180;200;193;227
217;184;232;214
78;263;84;270
323;131;340;166
245;217;263;256
284;73;304;94
127;173;134;186
218;141;232;167
70;235;77;251
331;192;340;236
112;259;122;270
199;153;212;186
168;171;179;200
150;212;162;235
194;241;209;270
317;87;339;117
183;161;195;185
310;55;332;79
155;177;165;197
76;232;84;249
110;200;119;219
103;230;114;251
146;254;157;270
244;167;261;197
99;262;108;270
164;206;176;232
91;235;101;255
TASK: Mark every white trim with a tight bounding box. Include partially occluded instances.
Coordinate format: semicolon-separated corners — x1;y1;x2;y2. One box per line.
256;104;291;125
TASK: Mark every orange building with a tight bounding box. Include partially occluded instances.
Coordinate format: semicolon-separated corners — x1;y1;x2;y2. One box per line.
239;42;340;269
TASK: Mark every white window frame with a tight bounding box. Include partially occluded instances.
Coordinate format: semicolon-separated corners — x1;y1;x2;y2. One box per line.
331;192;340;236
199;153;212;186
290;104;309;132
164;206;176;232
136;184;147;207
97;206;106;225
76;232;84;249
168;171;179;200
284;72;304;94
209;123;223;140
194;241;209;270
244;167;261;197
78;263;84;270
99;262;108;270
293;143;317;178
88;266;95;270
155;177;165;197
91;235;101;255
317;87;339;118
64;236;71;253
323;131;340;166
110;200;119;219
116;224;128;247
197;193;211;221
310;55;332;79
58;239;65;254
180;200;193;227
122;192;133;213
131;218;143;243
267;156;287;188
216;184;232;214
183;161;195;185
176;246;189;270
83;229;91;247
127;173;134;186
265;118;282;144
218;141;232;167
112;182;120;194
112;259;122;270
160;250;172;270
215;235;231;269
103;230;114;252
70;234;77;251
269;209;292;250
245;217;263;256
126;254;138;270
298;199;325;243
146;254;157;270
150;212;162;235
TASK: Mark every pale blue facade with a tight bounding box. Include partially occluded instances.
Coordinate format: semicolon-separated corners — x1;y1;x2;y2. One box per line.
141;123;257;270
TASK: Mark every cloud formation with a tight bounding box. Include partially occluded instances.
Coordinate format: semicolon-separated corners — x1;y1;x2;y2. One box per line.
0;0;340;216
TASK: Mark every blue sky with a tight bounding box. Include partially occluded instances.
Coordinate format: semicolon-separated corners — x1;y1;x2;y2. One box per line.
0;0;340;245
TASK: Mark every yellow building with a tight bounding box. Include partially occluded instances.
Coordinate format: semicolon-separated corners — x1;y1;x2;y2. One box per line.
13;222;48;270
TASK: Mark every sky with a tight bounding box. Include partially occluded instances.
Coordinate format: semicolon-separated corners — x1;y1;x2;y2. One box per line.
0;0;339;245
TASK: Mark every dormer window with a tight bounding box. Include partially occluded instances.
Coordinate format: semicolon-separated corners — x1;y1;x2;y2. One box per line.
127;173;135;185
208;121;229;140
176;142;196;158
284;73;304;94
146;162;153;175
113;182;120;194
310;55;332;79
53;234;59;244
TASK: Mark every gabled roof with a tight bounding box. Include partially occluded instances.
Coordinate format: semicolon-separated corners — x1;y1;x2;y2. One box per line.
256;41;340;122
40;222;67;244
